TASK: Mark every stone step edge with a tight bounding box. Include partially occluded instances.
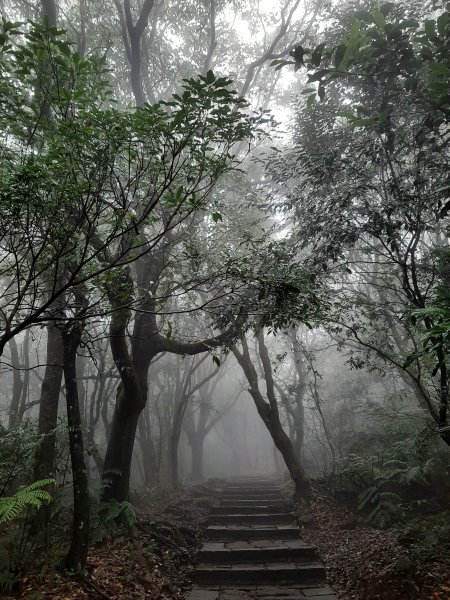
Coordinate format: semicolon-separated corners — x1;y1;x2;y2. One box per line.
204;527;300;540
193;563;326;584
187;586;337;600
198;548;318;563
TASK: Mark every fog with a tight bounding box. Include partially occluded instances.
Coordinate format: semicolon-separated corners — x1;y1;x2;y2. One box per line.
0;0;449;597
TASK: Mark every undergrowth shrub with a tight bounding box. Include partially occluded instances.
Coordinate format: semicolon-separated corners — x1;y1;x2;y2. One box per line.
90;479;136;544
327;420;450;526
0;479;55;523
0;423;39;494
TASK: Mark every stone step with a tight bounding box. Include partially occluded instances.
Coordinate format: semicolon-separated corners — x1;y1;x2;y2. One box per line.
222;486;281;496
220;499;285;507
193;562;326;585
225;487;280;494
222;494;282;500
205;525;300;541
209;513;295;526
187;585;338;599
199;540;318;563
223;492;280;496
189;480;334;598
212;504;286;515
226;479;276;485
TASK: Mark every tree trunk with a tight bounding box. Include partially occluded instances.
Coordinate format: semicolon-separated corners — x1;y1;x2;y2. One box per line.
41;0;57;26
168;429;179;488
168;398;187;488
272;444;283;475
101;278;151;502
62;323;90;573
102;385;144;502
190;434;205;483
249;389;308;495
102;263;232;500
17;331;30;423
8;337;24;429
233;334;310;497
34;324;63;481
138;413;159;489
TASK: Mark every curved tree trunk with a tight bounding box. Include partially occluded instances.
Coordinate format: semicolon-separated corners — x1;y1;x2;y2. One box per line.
102;261;238;501
233;333;310;497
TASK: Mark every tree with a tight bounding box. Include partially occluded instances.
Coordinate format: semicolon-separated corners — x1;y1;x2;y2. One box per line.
99;72;261;502
183;357;240;483
273;2;450;445
233;331;310;496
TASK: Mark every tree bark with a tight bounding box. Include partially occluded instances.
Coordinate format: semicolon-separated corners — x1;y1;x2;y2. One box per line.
62;322;90;573
8;337;24;429
138;411;159;488
102;311;239;500
41;0;57;26
114;0;155;106
102;379;147;502
17;331;30;423
34;324;64;481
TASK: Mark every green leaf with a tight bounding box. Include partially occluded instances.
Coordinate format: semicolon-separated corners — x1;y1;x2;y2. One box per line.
379;2;395;17
172;111;185;126
291;45;306;65
401;18;420;29
350;117;376;128
311;42;326;67
175;185;184;201
437;13;448;37
424;20;436;38
373;10;386;32
421;46;433;60
205;69;215;84
306;94;316;108
353;10;374;23
336;110;355;119
58;42;72;57
212;212;222;222
334;44;348;68
431;63;450;78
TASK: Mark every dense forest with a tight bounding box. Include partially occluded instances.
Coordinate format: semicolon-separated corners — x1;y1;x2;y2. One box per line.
0;0;449;598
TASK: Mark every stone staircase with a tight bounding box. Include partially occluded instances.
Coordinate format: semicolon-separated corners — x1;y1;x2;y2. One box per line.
188;479;336;599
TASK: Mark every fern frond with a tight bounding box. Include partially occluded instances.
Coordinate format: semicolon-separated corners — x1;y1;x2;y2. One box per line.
89;499;136;544
0;479;55;524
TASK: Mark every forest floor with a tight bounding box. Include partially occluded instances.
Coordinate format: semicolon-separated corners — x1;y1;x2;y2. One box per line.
4;483;450;599
295;494;450;600
7;485;217;599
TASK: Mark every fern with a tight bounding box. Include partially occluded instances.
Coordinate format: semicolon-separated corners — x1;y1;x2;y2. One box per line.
0;568;18;592
0;423;40;493
0;479;55;524
357;486;402;526
89;481;136;544
90;500;136;544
